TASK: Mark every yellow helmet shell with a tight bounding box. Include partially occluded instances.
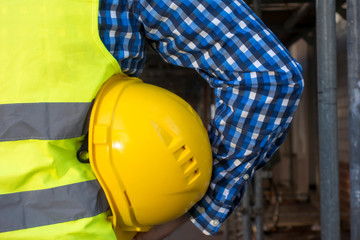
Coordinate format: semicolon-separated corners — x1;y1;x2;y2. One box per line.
88;74;212;234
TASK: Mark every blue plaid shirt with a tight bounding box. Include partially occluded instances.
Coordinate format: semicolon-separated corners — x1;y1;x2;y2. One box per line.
99;0;304;235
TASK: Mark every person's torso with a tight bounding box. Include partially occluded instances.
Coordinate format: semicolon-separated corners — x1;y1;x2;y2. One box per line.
0;0;120;239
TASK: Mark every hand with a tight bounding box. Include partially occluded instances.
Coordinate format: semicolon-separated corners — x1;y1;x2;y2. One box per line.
133;215;188;240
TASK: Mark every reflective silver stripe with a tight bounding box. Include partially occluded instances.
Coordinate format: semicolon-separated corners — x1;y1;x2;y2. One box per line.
0;102;92;141
0;180;109;233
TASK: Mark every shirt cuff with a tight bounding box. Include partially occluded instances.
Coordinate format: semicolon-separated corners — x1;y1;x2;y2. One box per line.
186;195;232;235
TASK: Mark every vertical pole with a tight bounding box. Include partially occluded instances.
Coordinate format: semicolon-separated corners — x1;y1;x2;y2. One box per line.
316;0;340;240
307;32;320;195
288;130;295;195
223;220;229;240
347;0;360;239
235;207;243;239
242;186;252;240
253;0;262;19
254;171;264;240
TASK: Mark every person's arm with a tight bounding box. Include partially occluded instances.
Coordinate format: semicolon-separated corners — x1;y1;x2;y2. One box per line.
134;0;304;236
133;215;188;240
103;0;304;237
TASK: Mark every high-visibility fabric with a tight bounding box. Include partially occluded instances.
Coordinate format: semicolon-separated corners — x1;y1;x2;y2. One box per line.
0;0;120;104
0;103;92;141
0;213;114;240
0;180;108;232
0;0;120;239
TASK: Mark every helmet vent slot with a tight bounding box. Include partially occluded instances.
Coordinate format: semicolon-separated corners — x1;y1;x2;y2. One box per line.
188;168;201;185
173;145;190;162
182;157;200;185
172;145;200;185
183;157;197;173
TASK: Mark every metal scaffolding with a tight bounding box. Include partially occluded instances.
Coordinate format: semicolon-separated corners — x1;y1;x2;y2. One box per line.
347;0;360;239
316;0;341;239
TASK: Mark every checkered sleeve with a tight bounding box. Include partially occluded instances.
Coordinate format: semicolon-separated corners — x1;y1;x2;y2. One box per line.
109;0;304;235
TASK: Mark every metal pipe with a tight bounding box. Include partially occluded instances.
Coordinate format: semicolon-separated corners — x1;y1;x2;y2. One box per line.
254;171;264;240
289;129;295;195
347;0;360;239
223;219;229;240
316;0;340;239
253;0;262;19
242;185;252;240
235;207;243;240
284;3;313;30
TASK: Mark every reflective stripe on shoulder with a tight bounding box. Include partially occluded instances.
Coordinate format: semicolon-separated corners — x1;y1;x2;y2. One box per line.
0;180;109;233
0;102;92;141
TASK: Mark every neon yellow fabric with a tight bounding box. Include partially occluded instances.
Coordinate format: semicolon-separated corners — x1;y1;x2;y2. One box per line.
0;138;96;194
0;0;120;104
0;213;114;240
0;0;120;238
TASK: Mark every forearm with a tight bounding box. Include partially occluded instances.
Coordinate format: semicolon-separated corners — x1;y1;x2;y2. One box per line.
133;215;188;240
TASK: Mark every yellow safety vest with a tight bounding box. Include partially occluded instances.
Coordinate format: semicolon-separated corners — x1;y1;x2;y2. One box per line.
0;0;120;239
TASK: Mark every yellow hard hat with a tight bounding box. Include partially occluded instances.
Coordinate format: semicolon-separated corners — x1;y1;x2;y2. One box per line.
88;74;212;239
